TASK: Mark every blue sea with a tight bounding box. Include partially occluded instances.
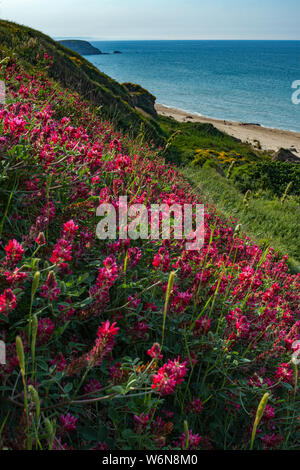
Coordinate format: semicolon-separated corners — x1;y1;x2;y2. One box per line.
88;40;300;132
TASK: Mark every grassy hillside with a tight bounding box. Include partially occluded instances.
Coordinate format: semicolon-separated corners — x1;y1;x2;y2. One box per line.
159;116;300;268
182;166;300;270
159;115;260;165
0;20;163;142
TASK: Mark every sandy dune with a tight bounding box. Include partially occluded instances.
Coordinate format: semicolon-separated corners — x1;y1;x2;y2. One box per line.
156;103;300;159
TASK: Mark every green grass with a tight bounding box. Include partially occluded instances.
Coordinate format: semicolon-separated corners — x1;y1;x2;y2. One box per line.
158;115;261;165
182;166;300;271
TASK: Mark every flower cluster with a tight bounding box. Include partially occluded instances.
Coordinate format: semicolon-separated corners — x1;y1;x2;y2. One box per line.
86;320;119;366
152;357;188;395
0;47;299;451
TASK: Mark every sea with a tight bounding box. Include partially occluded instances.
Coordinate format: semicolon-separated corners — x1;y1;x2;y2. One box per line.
87;40;300;133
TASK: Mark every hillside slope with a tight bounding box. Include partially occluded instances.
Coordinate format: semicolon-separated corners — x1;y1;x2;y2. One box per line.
0;20;163;142
0;21;299;451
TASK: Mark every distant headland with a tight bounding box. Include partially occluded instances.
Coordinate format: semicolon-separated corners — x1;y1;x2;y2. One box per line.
58;39;122;56
58;40;102;55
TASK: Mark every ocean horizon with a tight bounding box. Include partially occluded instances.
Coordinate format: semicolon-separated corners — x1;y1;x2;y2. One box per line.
86;40;300;132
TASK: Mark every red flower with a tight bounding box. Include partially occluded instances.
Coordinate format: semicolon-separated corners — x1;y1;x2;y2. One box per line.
152;357;187;396
186;398;203;414
0;289;17;317
147;343;163;360
40;271;60;301
62;219;79;241
86;321;119;366
177;430;202;450
60;413;77;433
84;379;102;395
37;317;55;345
50;239;72;265
4;239;24;266
275;363;294;384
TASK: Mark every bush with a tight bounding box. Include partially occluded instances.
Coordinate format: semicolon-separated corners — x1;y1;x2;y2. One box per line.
232;162;300;198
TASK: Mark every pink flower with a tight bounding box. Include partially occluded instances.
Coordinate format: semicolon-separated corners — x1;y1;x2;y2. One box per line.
86;321;119;366
147;343;163;360
127;295;141;309
186;398;203;414
84;379;102;395
62;220;79;241
275;363;293;384
91;442;108;450
152;248;170;272
152;357;187;396
260;433;283;450
37;317;55;345
40;271;60;301
264;405;275;420
89;257;118;311
0;289;17;317
41;201;55;221
50;353;67;372
235;315;250;338
193;317;211;336
98;319;119;339
35;232;46;245
60;413;77;433
4;269;27;285
177;430;202;450
109;138;122;151
4;239;24;266
171;290;192;314
50;239;72;265
5;115;26;136
134;413;150;432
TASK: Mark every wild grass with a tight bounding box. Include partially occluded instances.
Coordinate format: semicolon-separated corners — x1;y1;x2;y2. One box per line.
158;115;260;165
182;166;300;271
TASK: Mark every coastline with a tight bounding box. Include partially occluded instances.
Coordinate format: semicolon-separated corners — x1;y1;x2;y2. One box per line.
156;103;300;158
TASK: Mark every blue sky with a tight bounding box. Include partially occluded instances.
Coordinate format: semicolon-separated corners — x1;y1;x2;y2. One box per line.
1;0;300;40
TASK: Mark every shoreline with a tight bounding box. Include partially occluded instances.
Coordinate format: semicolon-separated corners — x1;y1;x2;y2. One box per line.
156;103;300;158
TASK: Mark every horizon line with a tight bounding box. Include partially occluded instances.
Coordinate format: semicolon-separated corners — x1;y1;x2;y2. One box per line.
54;37;300;41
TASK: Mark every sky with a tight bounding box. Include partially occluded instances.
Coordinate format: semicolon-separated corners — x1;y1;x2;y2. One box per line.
0;0;300;40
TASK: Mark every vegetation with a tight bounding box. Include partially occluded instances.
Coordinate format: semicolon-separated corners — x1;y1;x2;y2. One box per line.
232;161;300;198
182;166;300;270
159;116;300;267
0;20;299;451
159;115;259;165
0;20;164;143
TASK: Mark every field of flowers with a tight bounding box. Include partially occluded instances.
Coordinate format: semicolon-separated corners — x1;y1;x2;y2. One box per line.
0;50;299;451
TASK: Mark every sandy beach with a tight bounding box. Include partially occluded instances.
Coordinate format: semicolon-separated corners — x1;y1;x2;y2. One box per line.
156;103;300;159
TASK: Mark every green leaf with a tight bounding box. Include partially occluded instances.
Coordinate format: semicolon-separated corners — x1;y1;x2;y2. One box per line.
64;383;73;393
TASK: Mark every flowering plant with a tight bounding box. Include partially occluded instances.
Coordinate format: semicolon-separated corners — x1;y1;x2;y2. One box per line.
0;45;299;451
